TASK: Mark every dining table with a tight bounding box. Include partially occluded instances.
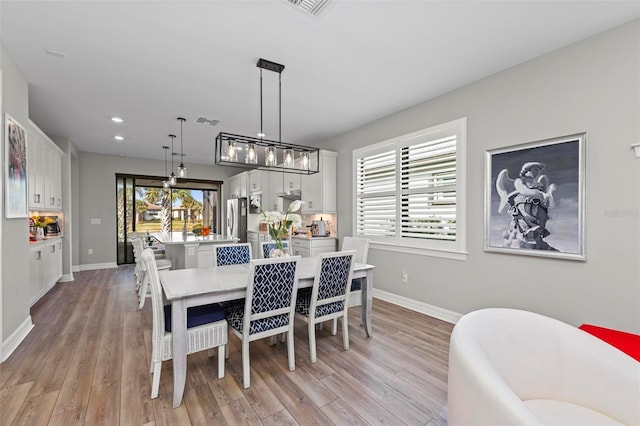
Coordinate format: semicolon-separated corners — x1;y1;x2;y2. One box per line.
159;256;376;408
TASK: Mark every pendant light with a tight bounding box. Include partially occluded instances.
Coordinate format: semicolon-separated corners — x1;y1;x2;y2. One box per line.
177;117;187;177
162;146;170;188
168;134;177;186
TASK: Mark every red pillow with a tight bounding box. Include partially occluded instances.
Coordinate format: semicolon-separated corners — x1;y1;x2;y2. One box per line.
579;324;640;362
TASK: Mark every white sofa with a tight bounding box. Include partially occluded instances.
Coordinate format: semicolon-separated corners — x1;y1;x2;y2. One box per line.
447;308;640;425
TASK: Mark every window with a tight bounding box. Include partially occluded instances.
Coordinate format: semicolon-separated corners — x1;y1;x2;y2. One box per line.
353;118;466;259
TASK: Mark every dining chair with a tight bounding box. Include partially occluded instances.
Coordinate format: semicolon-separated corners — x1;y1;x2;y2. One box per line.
295;250;355;363
214;243;252;266
141;249;227;399
341;236;370;309
224;256;300;388
132;236;172;309
260;240;290;259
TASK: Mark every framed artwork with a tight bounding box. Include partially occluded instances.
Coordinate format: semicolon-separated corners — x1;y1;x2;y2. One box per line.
485;133;586;261
4;114;28;218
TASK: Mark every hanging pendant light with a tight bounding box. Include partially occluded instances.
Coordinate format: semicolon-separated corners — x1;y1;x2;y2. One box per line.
168;134;177;186
177;117;187;178
214;58;319;174
162;146;170;188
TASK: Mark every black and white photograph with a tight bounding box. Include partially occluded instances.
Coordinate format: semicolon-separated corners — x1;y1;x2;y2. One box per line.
485;133;586;260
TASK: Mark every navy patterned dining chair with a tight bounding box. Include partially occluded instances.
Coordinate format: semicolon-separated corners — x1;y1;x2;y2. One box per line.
214;243;252;266
224;256;300;388
295;250;355;363
260;240;290;259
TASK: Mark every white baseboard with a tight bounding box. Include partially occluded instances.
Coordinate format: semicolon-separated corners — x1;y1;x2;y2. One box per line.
59;273;74;282
373;289;463;324
73;262;118;272
1;316;34;363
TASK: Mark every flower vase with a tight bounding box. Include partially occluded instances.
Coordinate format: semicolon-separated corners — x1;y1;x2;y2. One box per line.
270;247;290;258
36;227;45;240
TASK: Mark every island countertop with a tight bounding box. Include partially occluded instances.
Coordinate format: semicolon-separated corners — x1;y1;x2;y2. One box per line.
150;232;238;245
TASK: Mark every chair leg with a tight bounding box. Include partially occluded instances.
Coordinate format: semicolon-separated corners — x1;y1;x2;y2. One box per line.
207;348;215;357
242;339;251;388
217;345;225;379
287;330;296;371
225;341;230;359
308;321;317;364
342;314;350;351
151;361;162;399
279;332;286;343
331;318;338;335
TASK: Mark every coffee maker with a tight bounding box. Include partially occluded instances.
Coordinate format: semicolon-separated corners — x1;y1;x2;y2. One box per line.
43;216;61;236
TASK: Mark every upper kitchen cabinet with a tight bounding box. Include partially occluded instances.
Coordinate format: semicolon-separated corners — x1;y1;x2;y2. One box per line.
301;150;337;214
27;120;63;211
228;171;248;199
248;169;263;193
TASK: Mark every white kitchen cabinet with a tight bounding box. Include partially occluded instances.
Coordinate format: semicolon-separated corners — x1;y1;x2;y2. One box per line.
301;150;337;214
283;173;301;193
29;237;63;306
27;120;63;211
268;171;284;211
228;171;248;199
248;169;263;193
291;237;337;257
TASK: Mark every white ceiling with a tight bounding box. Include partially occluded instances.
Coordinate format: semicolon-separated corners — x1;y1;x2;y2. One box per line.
1;1;638;166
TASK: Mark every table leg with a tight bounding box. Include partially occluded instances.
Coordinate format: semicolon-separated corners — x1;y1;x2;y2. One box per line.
362;270;373;337
172;299;188;408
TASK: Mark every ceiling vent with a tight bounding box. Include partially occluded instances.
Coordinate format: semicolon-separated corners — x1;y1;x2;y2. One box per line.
194;116;220;126
285;0;331;17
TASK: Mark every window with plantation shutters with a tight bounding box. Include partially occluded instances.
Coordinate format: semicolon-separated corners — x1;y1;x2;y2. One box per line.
353;118;466;258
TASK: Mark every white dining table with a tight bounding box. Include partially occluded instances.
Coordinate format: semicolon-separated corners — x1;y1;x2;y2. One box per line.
159;256;375;408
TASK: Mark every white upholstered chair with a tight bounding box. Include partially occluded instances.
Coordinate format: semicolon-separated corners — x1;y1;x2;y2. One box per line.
295;251;355;363
132;236;172;309
224;256;300;388
141;249;227;399
448;308;640;425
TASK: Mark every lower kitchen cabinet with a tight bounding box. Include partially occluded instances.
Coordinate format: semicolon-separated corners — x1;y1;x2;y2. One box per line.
291;237;337;257
29;238;63;306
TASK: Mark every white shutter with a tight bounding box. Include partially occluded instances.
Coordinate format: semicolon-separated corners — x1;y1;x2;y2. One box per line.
400;136;457;241
356;150;396;236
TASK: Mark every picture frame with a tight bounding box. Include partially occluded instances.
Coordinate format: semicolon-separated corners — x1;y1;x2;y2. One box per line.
485;133;586;261
4;114;28;218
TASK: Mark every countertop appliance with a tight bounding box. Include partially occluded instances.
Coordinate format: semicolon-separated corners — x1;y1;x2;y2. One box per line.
227;198;248;243
249;192;261;214
44;216;61;236
311;219;329;237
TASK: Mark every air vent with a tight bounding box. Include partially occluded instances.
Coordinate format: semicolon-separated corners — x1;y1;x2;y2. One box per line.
194;116;220;126
285;0;331;17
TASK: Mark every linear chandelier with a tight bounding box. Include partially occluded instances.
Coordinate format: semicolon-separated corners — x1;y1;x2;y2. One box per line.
214;58;319;175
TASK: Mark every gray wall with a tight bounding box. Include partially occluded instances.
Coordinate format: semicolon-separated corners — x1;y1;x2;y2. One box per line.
1;45;31;339
76;152;238;266
323;20;640;332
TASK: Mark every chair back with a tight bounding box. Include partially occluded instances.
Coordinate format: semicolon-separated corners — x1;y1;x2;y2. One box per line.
131;236;146;271
260;240;290;259
141;249;167;358
310;251;355;319
341;237;369;264
214;243;252;266
243;256;300;336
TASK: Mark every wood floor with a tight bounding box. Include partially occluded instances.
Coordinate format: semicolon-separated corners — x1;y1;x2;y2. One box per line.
0;266;454;425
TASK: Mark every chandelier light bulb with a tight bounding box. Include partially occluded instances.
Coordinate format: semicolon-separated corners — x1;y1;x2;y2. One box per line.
265;146;276;166
163;180;170;189
227;140;237;162
246;143;257;164
169;173;177;186
300;151;310;170
284;149;293;167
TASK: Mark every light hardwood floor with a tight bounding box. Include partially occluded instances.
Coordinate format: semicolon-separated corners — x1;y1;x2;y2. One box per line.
0;266;453;425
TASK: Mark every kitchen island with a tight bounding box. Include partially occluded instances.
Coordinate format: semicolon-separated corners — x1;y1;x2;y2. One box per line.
151;232;238;269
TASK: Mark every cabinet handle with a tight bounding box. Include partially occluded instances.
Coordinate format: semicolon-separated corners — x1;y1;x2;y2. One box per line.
35;194;40;203
36;251;42;260
50;197;55;205
308;201;313;208
51;245;55;253
58;198;61;206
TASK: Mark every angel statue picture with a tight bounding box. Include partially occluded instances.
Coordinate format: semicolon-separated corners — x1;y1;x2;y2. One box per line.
485;134;586;261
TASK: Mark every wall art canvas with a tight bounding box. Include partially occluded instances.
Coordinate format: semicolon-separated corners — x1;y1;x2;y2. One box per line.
4;114;28;218
485;133;585;261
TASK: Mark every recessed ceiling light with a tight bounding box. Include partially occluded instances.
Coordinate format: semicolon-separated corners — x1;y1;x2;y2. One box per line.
111;117;124;123
114;136;124;141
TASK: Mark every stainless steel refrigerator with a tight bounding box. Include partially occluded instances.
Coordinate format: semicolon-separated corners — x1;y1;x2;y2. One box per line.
226;198;248;243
